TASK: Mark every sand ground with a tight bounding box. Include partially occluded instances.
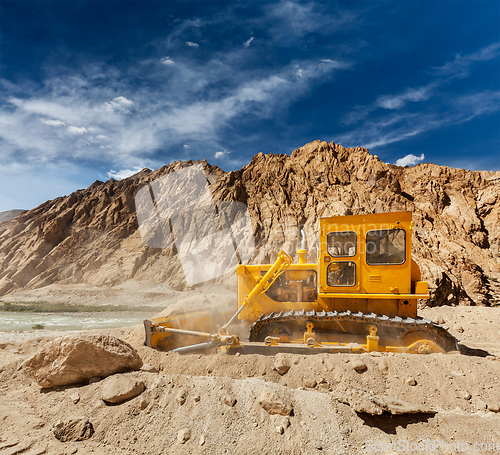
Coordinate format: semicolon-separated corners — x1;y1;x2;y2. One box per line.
0;288;499;455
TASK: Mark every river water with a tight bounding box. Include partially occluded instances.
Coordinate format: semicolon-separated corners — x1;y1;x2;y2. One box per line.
0;311;151;332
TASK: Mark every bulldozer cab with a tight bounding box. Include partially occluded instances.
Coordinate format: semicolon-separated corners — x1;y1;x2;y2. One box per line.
318;211;413;295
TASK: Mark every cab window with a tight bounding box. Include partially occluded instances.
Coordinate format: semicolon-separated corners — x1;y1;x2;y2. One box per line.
327;231;356;257
366;229;406;265
327;261;356;286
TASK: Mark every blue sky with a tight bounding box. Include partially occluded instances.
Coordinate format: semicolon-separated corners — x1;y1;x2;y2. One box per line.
0;0;499;211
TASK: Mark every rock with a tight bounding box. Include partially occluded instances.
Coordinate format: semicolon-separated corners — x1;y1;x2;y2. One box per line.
193;395;201;402
462;392;472;400
141;364;158;373
70;392;80;404
53;420;63;430
351;358;367;373
199;435;205;446
258;388;293;416
276;425;284;435
338;389;435;415
22;335;142;388
304;378;317;388
488;403;500;413
177;428;191;444
53;418;94;442
139;395;150;410
435;316;446;325
318;382;330;391
456;326;464;333
89;376;101;384
273;354;291;375
101;375;145;404
273;415;291;429
177;389;187;405
223;395;236;407
406;377;417;386
378;358;389;372
476;399;487;410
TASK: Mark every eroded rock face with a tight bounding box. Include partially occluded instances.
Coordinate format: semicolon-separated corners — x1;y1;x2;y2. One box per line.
22;335;143;388
0;141;498;305
337;388;435;415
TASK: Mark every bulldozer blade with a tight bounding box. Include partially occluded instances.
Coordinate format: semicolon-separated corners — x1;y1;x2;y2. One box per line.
144;309;234;351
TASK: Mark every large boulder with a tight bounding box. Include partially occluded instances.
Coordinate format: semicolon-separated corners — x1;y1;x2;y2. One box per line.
22;335;142;388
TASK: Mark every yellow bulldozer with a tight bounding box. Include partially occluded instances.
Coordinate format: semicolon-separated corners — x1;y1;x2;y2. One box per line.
144;211;458;354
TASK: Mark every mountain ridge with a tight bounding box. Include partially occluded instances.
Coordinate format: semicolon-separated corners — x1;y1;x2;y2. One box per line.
0;140;498;306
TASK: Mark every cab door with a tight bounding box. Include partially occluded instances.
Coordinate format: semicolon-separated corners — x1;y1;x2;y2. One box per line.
318;216;362;294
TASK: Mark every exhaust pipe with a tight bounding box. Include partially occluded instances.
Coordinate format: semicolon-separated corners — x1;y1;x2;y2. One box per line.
298;229;307;264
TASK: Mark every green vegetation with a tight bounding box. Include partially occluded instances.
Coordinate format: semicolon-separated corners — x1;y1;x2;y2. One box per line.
0;301;165;313
32;323;45;330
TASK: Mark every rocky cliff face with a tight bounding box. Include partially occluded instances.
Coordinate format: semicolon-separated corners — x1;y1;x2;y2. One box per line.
0;141;498;306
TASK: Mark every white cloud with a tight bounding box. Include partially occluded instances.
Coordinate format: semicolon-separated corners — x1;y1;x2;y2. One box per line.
266;1;358;43
336;90;500;150
0;6;360;209
215;150;229;159
295;68;305;78
341;39;500;147
113;96;133;106
104;96;134;113
434;42;500;79
451;90;500;118
395;153;425;167
345;41;500;127
107;167;143;180
161;57;176;65
244;37;254;48
376;85;435;110
41;119;66;127
8;97;89;124
186;41;199;48
0;44;350;169
67;126;89;135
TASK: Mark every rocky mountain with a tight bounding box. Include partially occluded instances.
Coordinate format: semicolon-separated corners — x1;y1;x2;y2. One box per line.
0;141;499;306
0;209;26;225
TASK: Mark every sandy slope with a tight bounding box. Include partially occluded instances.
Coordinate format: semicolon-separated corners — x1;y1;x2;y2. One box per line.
0;299;499;455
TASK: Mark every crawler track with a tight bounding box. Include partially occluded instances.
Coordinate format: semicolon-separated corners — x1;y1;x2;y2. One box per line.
249;309;459;352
